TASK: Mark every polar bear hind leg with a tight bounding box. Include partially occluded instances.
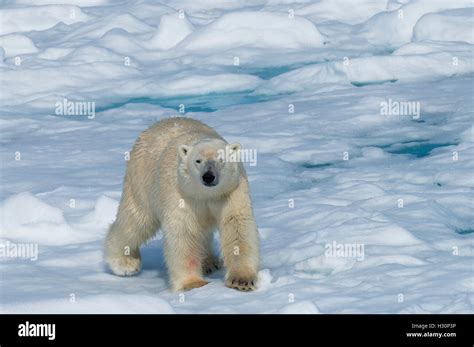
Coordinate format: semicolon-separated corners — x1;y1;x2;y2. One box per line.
202;233;222;275
105;203;159;276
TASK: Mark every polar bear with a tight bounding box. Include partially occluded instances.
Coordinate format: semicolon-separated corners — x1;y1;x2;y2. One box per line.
104;117;259;291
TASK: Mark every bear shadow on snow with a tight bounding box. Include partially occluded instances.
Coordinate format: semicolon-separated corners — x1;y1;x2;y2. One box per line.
139;235;225;280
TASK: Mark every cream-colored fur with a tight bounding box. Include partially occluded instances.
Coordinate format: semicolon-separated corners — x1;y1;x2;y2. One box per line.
104;117;259;291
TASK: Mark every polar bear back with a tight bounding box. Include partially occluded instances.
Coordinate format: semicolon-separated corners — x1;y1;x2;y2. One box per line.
137;117;221;156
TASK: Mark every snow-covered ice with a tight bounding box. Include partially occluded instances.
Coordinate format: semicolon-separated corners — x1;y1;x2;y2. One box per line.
0;0;473;314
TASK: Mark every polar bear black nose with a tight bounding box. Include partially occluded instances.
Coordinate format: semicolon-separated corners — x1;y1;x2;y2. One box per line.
202;171;216;186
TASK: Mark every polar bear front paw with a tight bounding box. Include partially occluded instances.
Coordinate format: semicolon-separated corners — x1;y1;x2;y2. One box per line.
107;255;141;276
182;279;209;291
225;275;257;292
172;276;209;291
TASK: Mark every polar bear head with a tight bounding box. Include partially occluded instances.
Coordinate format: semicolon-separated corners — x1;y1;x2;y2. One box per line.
178;138;243;197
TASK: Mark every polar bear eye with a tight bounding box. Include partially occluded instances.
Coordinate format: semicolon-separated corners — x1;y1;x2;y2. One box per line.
195;159;201;164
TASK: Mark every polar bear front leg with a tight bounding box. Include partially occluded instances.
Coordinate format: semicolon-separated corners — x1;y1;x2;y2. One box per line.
162;220;210;292
218;182;260;292
220;218;259;291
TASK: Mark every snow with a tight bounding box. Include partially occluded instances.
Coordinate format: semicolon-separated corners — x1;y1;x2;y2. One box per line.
0;0;473;314
178;11;327;50
1;294;176;314
80;195;119;227
412;8;474;44
258;50;473;94
1;192;65;228
278;301;320;314
0;34;38;57
355;0;473;48
144;13;194;50
0;6;89;35
297;0;389;25
14;0;109;5
0;192;97;246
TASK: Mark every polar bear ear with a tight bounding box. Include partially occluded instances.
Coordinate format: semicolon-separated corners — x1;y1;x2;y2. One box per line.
178;144;192;160
228;143;241;152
